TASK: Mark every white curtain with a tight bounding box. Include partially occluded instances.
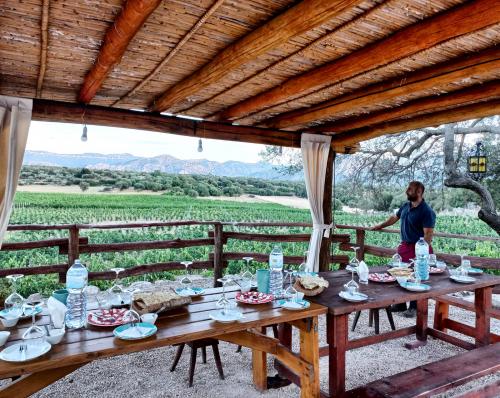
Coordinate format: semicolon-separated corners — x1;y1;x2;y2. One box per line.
301;133;332;272
0;96;33;249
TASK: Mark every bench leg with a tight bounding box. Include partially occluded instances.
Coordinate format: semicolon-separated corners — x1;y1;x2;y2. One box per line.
405;299;428;350
189;347;197;387
368;309;374;327
170;344;185;372
201;346;207;364
385;307;396;331
374;309;380;335
433;300;449;332
212;344;225;380
475;287;492;347
351;311;362;331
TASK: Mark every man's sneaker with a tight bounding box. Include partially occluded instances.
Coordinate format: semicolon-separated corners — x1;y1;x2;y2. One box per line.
390;303;407;312
403;308;416;318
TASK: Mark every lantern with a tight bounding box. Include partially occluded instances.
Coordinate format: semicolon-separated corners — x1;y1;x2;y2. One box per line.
467;142;487;181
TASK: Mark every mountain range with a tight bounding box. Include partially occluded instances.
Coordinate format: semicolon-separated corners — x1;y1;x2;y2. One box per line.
23;151;302;181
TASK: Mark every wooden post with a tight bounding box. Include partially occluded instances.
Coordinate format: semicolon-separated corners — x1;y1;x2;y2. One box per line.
475;286;492;347
64;226;80;283
319;148;335;272
327;313;348;397
213;223;224;287
355;229;365;261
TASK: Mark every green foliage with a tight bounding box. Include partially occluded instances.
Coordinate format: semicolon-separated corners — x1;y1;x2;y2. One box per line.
79;181;89;192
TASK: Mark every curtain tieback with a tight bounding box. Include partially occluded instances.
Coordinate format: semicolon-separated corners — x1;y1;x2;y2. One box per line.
312;223;334;238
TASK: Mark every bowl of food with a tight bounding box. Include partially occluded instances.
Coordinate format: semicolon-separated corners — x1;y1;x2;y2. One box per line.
293;275;329;296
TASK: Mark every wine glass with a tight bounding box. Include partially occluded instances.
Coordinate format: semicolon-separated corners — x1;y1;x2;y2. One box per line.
284;270;297;302
240;257;253;293
108;267;125;305
346;246;360;272
180;261;193;293
5;274;25;316
22;297;45;351
216;276;234;312
344;265;359;296
123;288;140;328
392;253;402;267
298;251;308;274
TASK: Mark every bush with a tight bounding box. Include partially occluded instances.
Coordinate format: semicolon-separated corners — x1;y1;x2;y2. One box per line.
373;192;394;212
79;181;89;192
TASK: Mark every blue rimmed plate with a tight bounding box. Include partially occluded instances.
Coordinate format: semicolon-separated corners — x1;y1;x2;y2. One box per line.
0;306;42;320
175;287;205;297
209;309;244;323
467;268;483;275
278;299;310;310
294;271;318;277
339;291;368;302
113;322;157;340
399;281;431;292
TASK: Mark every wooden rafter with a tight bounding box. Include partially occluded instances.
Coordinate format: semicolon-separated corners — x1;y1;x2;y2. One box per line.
31;99;353;153
78;0;163;104
217;0;500;121
309;80;500;133
265;46;500;129
150;0;365;112
36;0;50;98
266;57;500;130
112;0;226;107
331;99;500;147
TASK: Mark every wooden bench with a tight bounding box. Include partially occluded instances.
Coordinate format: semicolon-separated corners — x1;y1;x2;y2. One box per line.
434;293;500;344
344;343;500;398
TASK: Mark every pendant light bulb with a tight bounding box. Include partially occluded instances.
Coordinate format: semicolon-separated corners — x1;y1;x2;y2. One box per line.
81;125;88;142
197;138;203;152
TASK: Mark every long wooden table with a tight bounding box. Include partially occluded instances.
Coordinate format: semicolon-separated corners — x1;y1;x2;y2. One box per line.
0;287;327;398
278;267;500;397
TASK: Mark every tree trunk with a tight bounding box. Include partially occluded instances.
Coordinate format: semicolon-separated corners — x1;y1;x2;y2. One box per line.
443;127;500;235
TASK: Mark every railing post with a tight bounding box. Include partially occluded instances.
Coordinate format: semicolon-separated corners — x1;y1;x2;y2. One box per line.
356;229;365;261
213;223;224;287
64;225;80;283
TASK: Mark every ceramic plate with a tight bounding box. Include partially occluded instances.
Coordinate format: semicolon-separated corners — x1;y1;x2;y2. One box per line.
235;291;274;304
429;267;445;274
113;322;157;340
338;291;368;302
293;271;318;277
175;287;205;297
278;299;310;310
399;281;431;292
0;306;42;320
0;341;51;363
450;275;476;284
368;273;396;283
467;268;483;275
388;262;410;268
87;308;128;327
209;310;244;323
109;296;131;308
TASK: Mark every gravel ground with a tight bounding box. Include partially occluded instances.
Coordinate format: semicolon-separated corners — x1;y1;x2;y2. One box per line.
5;278;500;398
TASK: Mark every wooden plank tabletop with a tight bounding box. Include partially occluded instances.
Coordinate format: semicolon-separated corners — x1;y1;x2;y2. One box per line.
0;287;327;379
308;267;500;315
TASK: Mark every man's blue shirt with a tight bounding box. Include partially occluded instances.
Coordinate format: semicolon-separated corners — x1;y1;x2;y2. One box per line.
396;200;436;243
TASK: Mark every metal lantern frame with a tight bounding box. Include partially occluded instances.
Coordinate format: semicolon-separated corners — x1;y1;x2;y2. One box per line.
467;141;487;181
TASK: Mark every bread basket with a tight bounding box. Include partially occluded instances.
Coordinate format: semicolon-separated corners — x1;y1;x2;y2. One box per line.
293;279;327;296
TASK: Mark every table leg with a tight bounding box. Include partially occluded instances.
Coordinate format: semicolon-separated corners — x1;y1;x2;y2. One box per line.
327;313;348;397
252;326;267;391
299;316;320;398
475;286;492;347
405;299;428;350
433;299;449;332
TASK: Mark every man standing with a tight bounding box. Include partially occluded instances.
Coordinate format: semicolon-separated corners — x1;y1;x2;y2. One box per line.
370;181;436;317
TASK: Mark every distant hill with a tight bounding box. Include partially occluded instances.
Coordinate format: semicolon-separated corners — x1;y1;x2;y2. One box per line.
23;151;301;181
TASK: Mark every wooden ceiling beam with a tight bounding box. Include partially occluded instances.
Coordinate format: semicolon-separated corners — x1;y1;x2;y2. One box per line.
36;0;50;98
309;80;500;133
113;0;225;107
78;0;163;104
217;0;500;121
331;99;500;147
268;57;500;130
150;0;365;113
266;46;500;129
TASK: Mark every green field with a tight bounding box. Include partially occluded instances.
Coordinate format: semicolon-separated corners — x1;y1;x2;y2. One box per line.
1;192;498;298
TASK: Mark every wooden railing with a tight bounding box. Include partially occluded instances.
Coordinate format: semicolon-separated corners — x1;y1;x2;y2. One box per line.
1;221;498;288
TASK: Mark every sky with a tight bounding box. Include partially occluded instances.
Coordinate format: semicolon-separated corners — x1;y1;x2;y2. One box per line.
26;121;266;163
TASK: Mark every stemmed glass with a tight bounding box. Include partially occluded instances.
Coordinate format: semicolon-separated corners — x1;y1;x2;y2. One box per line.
180;261;193;293
346;246;360;272
5;274;25;316
216;276;236;313
392;253;402;267
460;254;471;274
21;297;45;352
284;270;297;302
298;251;308;274
240;257;254;293
108;267;125;305
344;264;359;296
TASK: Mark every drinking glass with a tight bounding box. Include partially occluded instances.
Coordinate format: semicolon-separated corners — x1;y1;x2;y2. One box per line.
5;274;25;316
123;288;140;327
22;298;45;350
428;254;437;268
108;267;125;304
346;246;360;272
284;270;297;302
298;251;308;274
461;258;471;273
216;276;234;311
392;253;402;267
344;266;359;295
240;257;254;292
180;261;193;293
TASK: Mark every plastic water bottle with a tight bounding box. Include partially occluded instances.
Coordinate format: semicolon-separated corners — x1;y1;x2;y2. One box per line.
415;238;429;281
269;245;284;298
65;259;88;329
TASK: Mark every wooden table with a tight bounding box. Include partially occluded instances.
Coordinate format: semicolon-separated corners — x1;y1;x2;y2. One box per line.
0;287;327;398
280;267;499;398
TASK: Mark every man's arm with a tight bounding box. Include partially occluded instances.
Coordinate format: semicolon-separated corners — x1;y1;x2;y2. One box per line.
423;227;434;245
370;215;399;231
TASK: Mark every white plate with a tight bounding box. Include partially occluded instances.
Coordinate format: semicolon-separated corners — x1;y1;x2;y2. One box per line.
339;291;368;302
399;281;431;292
278;299;310;310
175;287;205;297
450;275;476;284
388;262;410;268
209;310;244;323
0;341;51;363
113;322;157;340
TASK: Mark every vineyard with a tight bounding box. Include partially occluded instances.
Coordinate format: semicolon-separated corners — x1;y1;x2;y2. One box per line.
1;192;498;297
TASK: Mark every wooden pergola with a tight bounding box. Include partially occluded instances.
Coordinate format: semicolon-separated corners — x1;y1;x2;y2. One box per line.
1;0;500;269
